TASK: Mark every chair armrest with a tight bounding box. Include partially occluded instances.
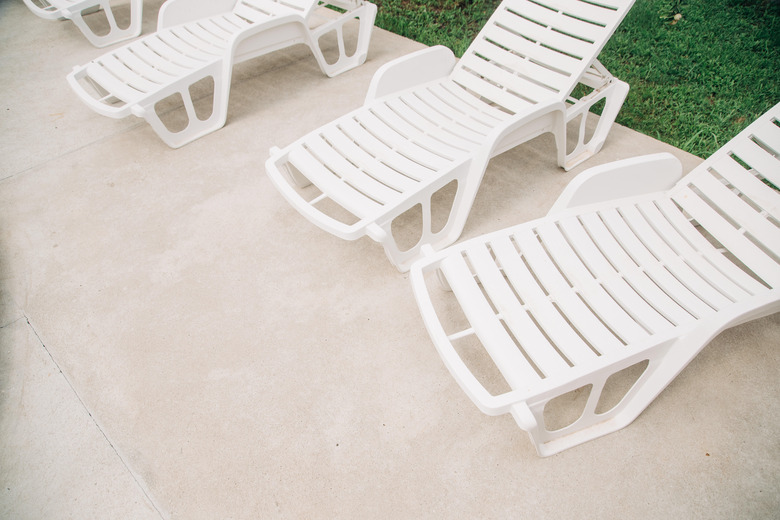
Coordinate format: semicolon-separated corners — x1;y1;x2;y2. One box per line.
410;248;540;416
66;66;135;119
409;255;505;415
157;0;237;29
547;153;684;215
265;146;369;241
364;45;456;103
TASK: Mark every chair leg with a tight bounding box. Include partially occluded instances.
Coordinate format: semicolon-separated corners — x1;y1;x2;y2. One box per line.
511;337;702;456
308;3;377;77
377;160;485;272
68;0;143;48
563;78;630;171
379;106;567;270
138;65;231;148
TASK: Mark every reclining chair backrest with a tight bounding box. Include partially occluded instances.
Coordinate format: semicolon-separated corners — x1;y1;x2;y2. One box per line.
672;113;780;288
452;0;635;114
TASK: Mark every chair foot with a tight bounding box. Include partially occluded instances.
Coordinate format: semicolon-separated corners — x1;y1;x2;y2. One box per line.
563;78;630;171
379;167;480;272
68;0;143;47
139;70;230;148
517;347;687;456
309;2;377;77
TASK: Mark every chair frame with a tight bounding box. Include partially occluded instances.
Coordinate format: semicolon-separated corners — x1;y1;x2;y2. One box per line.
266;0;634;271
67;0;377;147
410;103;780;456
22;0;143;48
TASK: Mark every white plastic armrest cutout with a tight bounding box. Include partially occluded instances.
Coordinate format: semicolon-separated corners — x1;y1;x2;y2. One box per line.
364;45;456;103
548;153;684;215
158;0;238;29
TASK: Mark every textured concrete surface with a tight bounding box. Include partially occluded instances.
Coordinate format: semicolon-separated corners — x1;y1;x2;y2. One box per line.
1;1;778;518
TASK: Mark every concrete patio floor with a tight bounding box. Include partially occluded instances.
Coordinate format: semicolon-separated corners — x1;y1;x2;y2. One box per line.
1;1;778;518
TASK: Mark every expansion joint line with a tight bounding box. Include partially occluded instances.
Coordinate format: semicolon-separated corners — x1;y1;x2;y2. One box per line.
22;313;169;520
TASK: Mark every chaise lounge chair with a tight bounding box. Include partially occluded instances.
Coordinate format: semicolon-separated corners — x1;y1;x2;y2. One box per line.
67;0;377;147
410;103;780;456
22;0;143;48
266;0;635;271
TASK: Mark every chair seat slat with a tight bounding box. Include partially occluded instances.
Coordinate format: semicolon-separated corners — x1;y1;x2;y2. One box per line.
392;92;493;144
441;252;543;387
619;205;736;309
534;220;634;353
319;126;419;194
337;118;430;183
375;100;482;155
354;110;457;172
468;240;572;376
556;216;670;337
304;132;401;204
599;207;724;318
288;146;381;218
507;229;603;364
579;212;698;326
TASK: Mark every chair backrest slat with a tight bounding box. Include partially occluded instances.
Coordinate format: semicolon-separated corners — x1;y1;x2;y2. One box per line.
452;0;634;113
671;106;780;289
730;122;780;188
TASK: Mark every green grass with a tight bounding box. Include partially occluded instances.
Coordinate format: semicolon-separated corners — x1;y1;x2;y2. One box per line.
371;0;780;158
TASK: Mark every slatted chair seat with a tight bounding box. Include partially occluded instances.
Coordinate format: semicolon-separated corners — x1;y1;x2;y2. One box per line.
67;0;377;147
267;0;636;271
22;0;143;47
283;79;513;228
410;103;780;456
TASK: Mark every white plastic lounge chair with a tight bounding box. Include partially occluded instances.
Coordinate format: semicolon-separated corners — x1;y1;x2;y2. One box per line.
410;103;780;456
266;0;635;271
22;0;143;48
66;0;377;147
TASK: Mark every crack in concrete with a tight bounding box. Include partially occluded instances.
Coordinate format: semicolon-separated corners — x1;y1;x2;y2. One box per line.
22;313;169;520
